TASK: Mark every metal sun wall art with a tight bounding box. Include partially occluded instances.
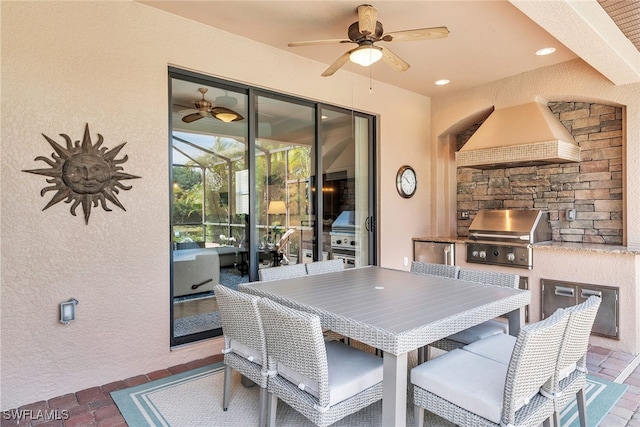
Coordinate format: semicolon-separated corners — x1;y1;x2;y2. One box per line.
22;124;141;225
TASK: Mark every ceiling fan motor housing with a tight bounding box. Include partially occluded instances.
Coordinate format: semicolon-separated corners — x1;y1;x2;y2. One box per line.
348;21;384;42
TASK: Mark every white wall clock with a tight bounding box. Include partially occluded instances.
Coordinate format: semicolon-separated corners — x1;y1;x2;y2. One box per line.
396;165;417;198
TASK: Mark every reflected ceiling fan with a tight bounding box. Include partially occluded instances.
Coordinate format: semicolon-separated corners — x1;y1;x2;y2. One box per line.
181;88;244;123
288;4;449;77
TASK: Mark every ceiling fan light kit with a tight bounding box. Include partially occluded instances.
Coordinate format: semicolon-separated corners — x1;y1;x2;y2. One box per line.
287;4;449;77
211;107;243;123
349;45;383;66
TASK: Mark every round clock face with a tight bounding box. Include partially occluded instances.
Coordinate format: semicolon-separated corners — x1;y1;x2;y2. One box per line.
396;165;417;198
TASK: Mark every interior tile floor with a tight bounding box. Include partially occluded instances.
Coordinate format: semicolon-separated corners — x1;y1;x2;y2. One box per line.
2;346;639;427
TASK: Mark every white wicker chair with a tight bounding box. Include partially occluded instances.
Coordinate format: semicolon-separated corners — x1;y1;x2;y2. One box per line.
424;269;520;359
257;297;384;427
546;296;601;427
410;261;460;278
258;263;307;281
462;296;601;427
213;285;269;427
411;307;569;427
305;259;345;275
275;228;296;265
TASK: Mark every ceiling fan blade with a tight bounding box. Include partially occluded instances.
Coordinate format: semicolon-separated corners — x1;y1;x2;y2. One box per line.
380;46;410;72
182;113;204;124
381;26;450;42
357;4;378;36
288;39;351;47
321;51;352;77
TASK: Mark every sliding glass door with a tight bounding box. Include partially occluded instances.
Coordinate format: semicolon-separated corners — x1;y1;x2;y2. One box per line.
169;68;376;346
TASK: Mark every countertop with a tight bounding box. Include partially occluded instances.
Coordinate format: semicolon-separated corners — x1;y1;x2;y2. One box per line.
532;241;640;255
412;236;640;255
412;236;465;244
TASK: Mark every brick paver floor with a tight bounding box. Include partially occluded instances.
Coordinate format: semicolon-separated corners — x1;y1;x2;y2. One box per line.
1;347;638;426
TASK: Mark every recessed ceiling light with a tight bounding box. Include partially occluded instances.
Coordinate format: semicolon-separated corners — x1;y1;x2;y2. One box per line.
435;79;450;86
535;47;556;56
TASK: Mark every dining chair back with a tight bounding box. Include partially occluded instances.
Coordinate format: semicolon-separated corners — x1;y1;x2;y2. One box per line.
459;269;520;288
412;307;570;427
426;269;520;356
410;261;460;278
305;259;344;275
257;297;383;427
544;295;601;427
258;263;307;281
213;285;269;427
275;228;296;265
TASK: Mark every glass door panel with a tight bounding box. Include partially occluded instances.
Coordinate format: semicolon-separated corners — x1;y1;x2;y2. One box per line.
170;77;249;344
169;68;376;347
320;108;371;268
254;94;314;275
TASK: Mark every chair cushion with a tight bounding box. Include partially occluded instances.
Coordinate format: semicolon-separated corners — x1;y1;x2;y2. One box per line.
228;338;263;366
278;340;383;406
463;333;516;365
447;319;508;344
411;349;506;423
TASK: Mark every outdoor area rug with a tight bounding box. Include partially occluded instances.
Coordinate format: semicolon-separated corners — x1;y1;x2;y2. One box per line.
112;361;627;427
173;312;222;336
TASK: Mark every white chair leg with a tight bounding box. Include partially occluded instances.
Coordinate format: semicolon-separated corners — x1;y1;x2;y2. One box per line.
577;388;587;427
552;411;560;427
258;387;268;427
223;365;232;411
414;405;424;427
267;393;277;427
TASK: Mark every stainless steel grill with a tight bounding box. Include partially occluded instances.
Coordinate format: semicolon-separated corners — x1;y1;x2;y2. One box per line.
466;209;551;269
330;211;357;268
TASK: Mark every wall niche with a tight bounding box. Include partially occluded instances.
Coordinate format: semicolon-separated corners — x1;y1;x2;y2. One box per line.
456;102;623;244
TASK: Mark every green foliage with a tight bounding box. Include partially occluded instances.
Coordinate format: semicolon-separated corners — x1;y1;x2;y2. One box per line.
172;166;203;224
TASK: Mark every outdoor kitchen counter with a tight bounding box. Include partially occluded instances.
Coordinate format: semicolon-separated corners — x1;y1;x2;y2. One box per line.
412;236;465;244
454;239;640;354
533;241;640;255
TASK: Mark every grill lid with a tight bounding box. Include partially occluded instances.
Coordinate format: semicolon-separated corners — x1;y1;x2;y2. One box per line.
467;209;551;244
331;210;355;234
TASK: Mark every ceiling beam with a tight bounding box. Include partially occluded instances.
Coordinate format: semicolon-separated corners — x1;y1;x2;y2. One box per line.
510;0;640;85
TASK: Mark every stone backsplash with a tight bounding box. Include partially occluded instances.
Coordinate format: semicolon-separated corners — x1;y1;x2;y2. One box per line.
457;102;623;244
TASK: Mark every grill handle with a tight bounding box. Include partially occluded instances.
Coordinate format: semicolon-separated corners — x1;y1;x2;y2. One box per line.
469;232;531;241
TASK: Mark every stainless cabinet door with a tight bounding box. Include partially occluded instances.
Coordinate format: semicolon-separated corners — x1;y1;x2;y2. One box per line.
413;241;455;265
579;286;618;338
542;282;576;319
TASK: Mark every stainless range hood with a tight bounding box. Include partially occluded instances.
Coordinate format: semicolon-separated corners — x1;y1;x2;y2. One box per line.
456;102;580;169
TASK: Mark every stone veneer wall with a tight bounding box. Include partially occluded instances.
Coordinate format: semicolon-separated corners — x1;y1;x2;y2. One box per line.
457;102;623;244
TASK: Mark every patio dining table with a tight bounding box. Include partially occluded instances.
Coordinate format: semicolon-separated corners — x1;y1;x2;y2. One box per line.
238;265;530;426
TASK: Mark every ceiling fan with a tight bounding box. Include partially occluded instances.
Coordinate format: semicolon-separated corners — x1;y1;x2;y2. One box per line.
181;88;244;123
288;4;449;77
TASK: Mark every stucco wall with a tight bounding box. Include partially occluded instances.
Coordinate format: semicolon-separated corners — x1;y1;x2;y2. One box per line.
0;2;430;409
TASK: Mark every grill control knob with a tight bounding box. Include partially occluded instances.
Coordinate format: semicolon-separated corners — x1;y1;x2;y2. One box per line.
472;250;479;257
479;250;487;259
350;241;355;246
336;239;342;245
507;253;515;262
